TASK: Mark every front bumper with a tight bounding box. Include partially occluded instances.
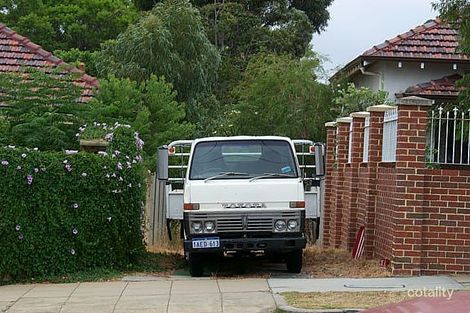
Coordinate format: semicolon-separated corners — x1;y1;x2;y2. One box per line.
184;235;306;254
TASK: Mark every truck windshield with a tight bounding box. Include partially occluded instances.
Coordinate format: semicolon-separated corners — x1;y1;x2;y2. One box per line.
189;140;298;180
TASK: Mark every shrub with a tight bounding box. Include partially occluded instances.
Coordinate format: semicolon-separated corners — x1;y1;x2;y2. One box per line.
0;126;145;279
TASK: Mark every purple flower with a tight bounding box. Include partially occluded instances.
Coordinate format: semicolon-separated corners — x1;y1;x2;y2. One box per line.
26;175;33;185
1;160;8;166
79;127;85;133
18;234;24;240
135;138;144;150
15;224;20;231
104;133;113;141
64;164;72;172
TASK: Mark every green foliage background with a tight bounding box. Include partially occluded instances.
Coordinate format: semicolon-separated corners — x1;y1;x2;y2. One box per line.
0;127;146;279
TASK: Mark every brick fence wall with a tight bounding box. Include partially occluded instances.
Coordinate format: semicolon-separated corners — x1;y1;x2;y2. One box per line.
322;96;470;275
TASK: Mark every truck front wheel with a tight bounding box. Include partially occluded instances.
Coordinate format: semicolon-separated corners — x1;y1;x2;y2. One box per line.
286;249;303;273
188;253;204;277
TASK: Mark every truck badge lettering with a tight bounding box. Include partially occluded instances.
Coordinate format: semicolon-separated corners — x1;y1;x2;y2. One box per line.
221;202;265;209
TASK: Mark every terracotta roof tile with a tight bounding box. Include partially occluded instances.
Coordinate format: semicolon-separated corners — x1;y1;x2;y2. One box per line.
0;23;98;102
362;19;468;61
401;74;462;98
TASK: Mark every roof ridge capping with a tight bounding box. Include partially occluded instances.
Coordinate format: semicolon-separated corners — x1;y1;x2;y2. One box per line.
362;17;441;57
0;22;98;87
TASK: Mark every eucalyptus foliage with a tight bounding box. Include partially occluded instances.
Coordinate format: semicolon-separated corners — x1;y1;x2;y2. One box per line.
230;52;334;141
0;127;145;279
95;0;220;113
434;0;470;109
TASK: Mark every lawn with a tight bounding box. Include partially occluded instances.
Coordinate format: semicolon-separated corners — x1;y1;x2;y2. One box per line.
282;291;415;310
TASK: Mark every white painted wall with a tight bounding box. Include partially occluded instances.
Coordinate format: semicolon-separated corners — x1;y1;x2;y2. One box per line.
349;60;470;100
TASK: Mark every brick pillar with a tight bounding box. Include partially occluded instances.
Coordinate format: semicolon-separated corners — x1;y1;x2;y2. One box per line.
363;105;393;258
332;117;352;248
341;112;369;250
323;122;337;247
392;96;433;275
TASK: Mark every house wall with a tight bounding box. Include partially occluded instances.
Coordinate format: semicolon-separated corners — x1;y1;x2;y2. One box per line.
323;96;470;275
349;60;470;100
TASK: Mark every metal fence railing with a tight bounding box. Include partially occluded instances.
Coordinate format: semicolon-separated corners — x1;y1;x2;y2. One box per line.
428;107;470;165
348;121;353;163
382;108;398;162
363;116;370;163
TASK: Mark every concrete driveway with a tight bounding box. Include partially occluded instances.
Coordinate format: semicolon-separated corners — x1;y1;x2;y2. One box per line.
0;278;276;313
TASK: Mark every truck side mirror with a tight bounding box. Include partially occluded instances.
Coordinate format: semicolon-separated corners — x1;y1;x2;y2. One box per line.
314;143;325;177
157;146;169;180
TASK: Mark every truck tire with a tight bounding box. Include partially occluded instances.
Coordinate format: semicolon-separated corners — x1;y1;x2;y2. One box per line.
188;253;204;277
286;249;303;273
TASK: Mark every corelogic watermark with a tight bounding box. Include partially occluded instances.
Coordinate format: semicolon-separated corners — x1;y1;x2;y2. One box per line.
407;287;454;300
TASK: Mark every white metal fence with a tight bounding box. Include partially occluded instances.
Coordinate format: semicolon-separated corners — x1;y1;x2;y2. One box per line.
382;108;398;162
428;107;470;165
363;116;370;163
348;121;353;163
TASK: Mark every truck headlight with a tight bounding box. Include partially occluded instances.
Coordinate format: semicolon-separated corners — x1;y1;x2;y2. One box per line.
204;221;215;233
274;220;287;232
287;219;298;231
191;221;203;233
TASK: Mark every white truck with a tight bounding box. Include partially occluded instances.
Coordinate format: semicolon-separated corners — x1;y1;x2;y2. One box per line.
157;136;324;277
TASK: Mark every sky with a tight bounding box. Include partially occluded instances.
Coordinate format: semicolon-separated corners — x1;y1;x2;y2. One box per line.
312;0;438;79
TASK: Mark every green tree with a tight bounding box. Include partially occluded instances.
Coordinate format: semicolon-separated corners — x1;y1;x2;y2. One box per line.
434;0;470;108
0;0;138;52
0;68;87;150
95;0;220;121
89;75;195;160
334;83;390;117
229;52;334;141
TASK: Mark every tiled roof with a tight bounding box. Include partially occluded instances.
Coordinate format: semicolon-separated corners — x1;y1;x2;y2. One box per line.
362;19;468;61
0;23;98;102
400;74;462;99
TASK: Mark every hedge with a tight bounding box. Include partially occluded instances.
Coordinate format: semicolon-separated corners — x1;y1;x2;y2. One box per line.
0;125;146;279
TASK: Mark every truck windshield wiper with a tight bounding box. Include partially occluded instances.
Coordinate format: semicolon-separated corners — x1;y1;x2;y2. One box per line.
249;173;295;182
204;172;249;182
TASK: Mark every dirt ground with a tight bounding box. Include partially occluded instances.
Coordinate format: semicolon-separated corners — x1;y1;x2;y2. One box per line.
302;246;392;278
147;244;391;278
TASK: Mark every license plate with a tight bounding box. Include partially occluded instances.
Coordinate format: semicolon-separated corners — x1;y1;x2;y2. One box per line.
192;237;220;249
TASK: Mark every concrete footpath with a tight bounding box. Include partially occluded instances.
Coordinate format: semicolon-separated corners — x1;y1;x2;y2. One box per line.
0;276;467;313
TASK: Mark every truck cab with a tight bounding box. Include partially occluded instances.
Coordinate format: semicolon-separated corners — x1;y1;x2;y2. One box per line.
158;136;324;277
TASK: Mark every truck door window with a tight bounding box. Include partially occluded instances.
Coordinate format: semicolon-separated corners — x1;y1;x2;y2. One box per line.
189;140;298;180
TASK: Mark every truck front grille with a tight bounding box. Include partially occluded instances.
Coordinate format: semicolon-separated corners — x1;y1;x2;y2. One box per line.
188;211;301;233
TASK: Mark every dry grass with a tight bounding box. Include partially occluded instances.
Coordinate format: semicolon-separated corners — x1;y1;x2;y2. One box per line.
283;291;415;309
303;246;392;278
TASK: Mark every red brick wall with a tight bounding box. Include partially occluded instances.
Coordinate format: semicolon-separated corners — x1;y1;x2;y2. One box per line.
322;97;470;275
